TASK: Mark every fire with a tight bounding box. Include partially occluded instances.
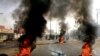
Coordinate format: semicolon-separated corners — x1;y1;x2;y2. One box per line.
80;42;92;56
58;36;64;44
16;37;31;56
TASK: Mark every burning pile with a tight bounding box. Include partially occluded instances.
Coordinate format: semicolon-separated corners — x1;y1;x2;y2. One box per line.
15;0;51;56
16;36;31;56
13;0;97;56
58;36;65;44
58;22;66;44
80;42;92;56
74;0;97;55
78;20;97;56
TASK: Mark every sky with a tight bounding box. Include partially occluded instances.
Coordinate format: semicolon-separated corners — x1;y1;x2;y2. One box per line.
91;0;100;24
0;0;100;29
0;0;20;29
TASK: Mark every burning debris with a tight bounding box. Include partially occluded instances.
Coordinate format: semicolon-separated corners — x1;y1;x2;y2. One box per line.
58;22;67;44
76;0;97;56
13;0;98;56
58;36;65;44
78;21;97;56
15;0;51;56
16;35;31;56
48;0;97;55
80;42;92;56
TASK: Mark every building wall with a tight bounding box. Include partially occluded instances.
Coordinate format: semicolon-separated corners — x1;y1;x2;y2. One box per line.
0;25;14;42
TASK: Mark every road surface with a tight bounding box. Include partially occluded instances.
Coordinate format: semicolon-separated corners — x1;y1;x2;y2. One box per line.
0;39;100;56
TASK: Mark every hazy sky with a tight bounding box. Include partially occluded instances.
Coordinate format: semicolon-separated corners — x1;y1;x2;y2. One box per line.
0;0;20;29
91;0;100;24
0;0;100;29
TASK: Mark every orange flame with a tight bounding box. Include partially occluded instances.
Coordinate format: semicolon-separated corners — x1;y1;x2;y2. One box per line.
80;42;92;56
16;38;31;56
59;36;64;44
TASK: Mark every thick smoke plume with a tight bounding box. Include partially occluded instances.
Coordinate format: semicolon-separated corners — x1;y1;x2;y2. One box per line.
46;0;70;37
13;0;51;52
59;22;67;37
47;0;70;18
47;0;97;47
76;0;97;47
13;0;97;52
14;0;51;39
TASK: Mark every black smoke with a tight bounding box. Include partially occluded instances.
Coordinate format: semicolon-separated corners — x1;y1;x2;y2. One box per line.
46;0;70;38
16;0;51;52
13;0;97;51
48;0;97;47
77;21;97;44
59;22;67;37
75;0;97;47
47;0;70;18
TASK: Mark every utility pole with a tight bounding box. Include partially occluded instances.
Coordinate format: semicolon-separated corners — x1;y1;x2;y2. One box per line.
96;9;100;24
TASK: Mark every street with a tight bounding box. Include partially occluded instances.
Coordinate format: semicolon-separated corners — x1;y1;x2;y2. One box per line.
0;39;100;56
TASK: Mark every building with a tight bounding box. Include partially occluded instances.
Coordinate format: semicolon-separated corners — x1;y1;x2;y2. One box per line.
0;25;14;42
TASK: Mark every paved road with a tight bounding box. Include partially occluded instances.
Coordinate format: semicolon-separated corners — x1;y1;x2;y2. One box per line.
0;39;100;56
31;41;82;56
